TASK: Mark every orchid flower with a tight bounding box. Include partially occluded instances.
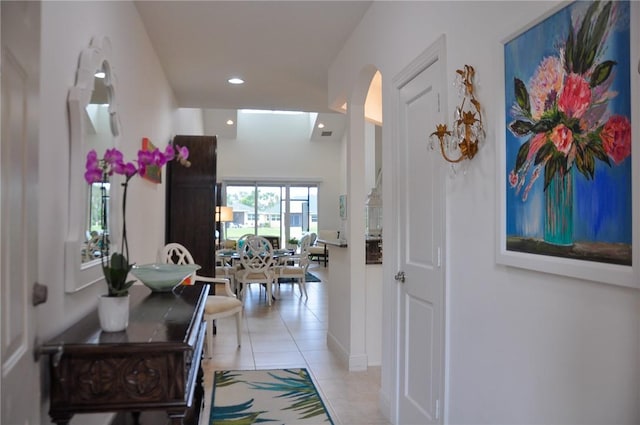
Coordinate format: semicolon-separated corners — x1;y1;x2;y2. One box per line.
84;142;190;297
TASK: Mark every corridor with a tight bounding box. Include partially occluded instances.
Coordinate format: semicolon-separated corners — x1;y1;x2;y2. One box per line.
201;264;390;425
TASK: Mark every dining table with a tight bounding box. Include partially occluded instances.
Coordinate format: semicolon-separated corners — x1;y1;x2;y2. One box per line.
216;248;294;300
216;248;294;264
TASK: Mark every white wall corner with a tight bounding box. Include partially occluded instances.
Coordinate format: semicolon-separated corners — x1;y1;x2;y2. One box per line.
379;390;392;424
348;354;368;371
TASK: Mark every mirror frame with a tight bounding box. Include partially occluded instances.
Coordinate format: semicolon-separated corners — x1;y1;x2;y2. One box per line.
64;36;121;293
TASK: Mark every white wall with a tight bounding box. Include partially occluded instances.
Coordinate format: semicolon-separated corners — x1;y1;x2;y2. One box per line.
173;108;205;135
38;2;178;423
215;110;344;232
364;121;376;191
365;264;382;365
327;245;351;364
329;1;640;424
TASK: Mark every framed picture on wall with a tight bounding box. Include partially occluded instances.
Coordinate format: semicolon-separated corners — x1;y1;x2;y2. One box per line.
141;137;162;184
496;0;640;288
339;194;347;219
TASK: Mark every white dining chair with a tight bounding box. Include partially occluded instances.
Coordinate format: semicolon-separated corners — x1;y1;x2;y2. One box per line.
275;250;310;299
235;235;276;306
158;243;243;354
215;249;239;293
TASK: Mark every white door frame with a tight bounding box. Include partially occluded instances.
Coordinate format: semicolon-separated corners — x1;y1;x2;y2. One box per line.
1;1;41;424
387;35;448;424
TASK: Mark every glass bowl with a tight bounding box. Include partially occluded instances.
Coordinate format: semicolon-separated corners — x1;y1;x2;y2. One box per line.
131;263;201;292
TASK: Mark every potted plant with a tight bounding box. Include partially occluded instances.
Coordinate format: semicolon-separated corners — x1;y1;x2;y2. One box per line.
85;143;190;332
287;237;299;251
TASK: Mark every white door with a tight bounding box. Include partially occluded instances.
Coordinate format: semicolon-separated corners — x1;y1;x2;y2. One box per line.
395;46;446;424
1;2;41;424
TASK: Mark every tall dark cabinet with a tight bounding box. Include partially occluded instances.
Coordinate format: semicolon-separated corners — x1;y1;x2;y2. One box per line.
166;135;217;277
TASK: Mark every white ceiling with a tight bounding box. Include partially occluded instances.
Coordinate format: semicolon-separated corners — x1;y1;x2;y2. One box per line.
134;1;372;114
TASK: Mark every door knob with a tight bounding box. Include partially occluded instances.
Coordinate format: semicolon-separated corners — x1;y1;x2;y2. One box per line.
394;271;406;283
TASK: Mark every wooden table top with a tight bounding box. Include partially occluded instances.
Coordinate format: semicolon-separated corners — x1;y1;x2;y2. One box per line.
42;284;208;348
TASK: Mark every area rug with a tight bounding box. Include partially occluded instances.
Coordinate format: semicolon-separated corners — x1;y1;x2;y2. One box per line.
210;368;334;425
278;272;321;284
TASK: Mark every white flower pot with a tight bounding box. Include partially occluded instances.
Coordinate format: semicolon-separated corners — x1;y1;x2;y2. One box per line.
98;294;129;332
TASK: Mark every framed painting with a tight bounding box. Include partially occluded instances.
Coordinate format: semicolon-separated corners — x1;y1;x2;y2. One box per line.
339;195;347;220
141;137;161;184
496;0;640;288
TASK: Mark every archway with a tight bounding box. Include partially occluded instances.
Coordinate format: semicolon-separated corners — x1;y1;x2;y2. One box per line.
326;64;383;371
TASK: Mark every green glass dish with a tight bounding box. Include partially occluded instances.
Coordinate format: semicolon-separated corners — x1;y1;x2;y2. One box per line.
131;263;201;292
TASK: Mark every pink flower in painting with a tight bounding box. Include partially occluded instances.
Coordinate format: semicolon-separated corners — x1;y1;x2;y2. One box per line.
601;115;631;164
509;170;518;188
528;56;565;120
558;73;592;119
549;124;573;155
522;165;542;202
527;133;548;160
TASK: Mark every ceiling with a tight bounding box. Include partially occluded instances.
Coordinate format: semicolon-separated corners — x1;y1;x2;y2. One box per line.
134;1;372;114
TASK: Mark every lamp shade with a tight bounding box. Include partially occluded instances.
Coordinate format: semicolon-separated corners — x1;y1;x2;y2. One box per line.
215;206;234;222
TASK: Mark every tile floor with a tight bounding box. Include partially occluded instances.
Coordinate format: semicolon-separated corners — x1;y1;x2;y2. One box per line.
200;263;391;425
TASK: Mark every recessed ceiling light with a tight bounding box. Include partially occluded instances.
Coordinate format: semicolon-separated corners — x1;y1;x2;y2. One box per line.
317;123;325;129
228;77;244;85
226;119;234;125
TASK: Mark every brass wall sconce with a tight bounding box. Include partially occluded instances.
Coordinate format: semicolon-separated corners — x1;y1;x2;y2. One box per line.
429;65;484;164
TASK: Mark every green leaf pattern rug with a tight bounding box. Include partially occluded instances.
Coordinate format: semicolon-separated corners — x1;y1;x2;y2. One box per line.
210;368;334;425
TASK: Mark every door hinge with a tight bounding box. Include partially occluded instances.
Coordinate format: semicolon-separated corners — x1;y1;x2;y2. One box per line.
435;399;440;420
437;247;441;268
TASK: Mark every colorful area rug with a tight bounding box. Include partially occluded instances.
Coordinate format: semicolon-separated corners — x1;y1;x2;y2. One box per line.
210;368;334;425
278;272;321;284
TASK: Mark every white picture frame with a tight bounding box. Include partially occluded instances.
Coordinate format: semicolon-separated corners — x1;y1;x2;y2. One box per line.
495;1;640;289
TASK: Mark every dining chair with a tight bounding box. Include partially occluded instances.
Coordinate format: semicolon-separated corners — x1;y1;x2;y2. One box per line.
235;235;276;306
158;243;243;354
264;235;280;250
275;250;310;299
229;233;254;294
236;233;254;252
280;233;312;265
215;249;239;293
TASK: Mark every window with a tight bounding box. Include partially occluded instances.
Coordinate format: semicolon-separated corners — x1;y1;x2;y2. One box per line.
224;183;318;246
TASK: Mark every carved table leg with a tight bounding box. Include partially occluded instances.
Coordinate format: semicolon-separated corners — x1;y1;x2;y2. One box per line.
131;411;141;425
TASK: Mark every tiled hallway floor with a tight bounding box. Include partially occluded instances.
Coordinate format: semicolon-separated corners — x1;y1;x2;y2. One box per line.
200;263;391;425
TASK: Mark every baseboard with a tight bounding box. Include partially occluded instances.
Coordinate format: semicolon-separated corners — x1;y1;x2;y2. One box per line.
326;331;349;368
326;332;369;372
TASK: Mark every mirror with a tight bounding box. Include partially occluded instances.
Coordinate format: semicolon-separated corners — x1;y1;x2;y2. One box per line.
82;69;113;264
65;36;121;293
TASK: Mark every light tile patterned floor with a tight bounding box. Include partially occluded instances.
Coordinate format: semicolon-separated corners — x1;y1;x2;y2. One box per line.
200;264;391;425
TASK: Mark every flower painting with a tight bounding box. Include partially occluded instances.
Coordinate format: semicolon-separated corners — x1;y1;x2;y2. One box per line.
504;0;632;265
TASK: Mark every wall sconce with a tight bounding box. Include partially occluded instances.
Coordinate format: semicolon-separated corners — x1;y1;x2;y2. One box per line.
429;65;484;166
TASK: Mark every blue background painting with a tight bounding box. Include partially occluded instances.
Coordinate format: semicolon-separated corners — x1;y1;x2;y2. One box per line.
504;1;631;245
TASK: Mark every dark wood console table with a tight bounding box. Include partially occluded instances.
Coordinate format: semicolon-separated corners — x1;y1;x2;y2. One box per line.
42;284;209;425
